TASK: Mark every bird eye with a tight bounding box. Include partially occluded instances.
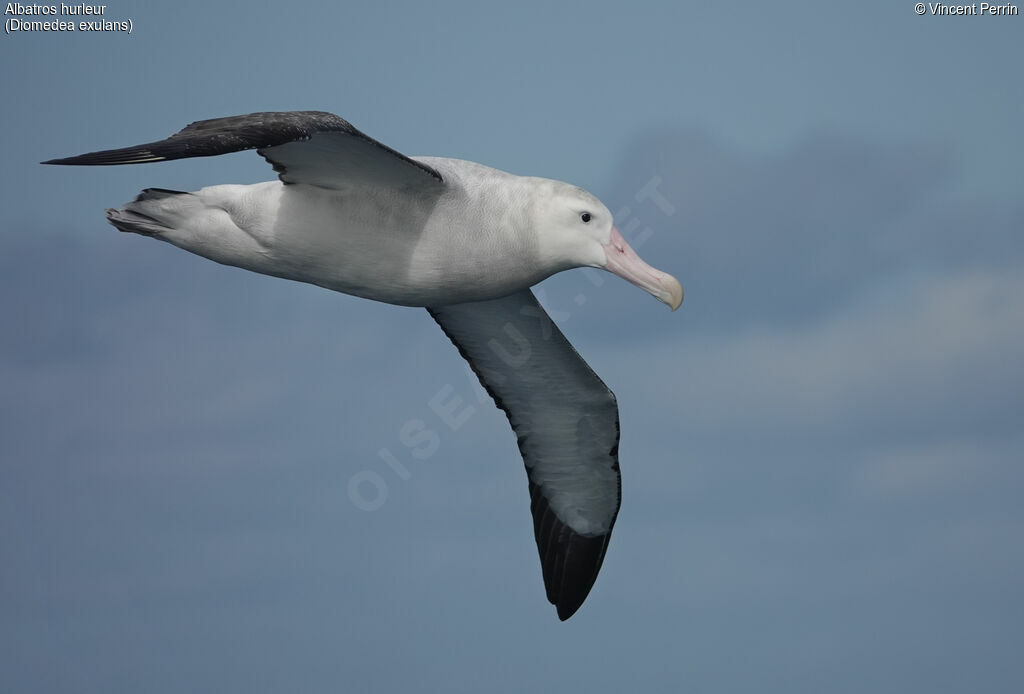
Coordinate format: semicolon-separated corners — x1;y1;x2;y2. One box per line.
581;212;592;223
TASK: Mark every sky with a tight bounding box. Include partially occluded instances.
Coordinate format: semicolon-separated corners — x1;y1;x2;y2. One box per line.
2;1;1023;692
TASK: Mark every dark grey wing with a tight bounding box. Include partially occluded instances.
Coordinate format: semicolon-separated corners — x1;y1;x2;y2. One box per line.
41;111;443;190
428;290;621;621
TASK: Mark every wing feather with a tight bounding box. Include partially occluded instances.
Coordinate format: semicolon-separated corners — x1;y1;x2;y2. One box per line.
429;290;621;620
42;110;443;190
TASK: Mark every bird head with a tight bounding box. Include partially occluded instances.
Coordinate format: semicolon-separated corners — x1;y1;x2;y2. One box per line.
534;182;683;310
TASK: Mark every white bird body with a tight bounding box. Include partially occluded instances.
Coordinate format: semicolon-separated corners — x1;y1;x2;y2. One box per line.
134;158;607;307
43;111;682;620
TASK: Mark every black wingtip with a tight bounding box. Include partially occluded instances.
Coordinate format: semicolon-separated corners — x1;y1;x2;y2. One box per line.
42;153;101;165
557;601;579;621
40;149;164;166
529;482;613;622
551;531;612;620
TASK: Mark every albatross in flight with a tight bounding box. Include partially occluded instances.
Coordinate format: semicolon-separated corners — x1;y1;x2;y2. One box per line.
43;111;683;620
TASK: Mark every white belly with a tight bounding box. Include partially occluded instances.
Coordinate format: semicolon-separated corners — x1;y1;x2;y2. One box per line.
144;180;544;307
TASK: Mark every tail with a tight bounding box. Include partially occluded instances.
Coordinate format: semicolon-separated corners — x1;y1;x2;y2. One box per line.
106;188;189;236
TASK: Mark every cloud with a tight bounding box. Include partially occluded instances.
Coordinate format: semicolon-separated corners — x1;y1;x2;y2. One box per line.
539;128;1024;344
626;265;1024;444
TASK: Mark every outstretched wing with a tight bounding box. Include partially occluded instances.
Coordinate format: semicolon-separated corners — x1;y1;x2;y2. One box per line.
428;290;621;620
41;111;443;190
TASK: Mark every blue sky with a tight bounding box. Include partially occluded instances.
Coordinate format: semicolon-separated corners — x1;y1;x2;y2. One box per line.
2;1;1022;692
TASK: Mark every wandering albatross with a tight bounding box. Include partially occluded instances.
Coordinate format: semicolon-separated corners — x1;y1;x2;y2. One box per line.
42;111;683;621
